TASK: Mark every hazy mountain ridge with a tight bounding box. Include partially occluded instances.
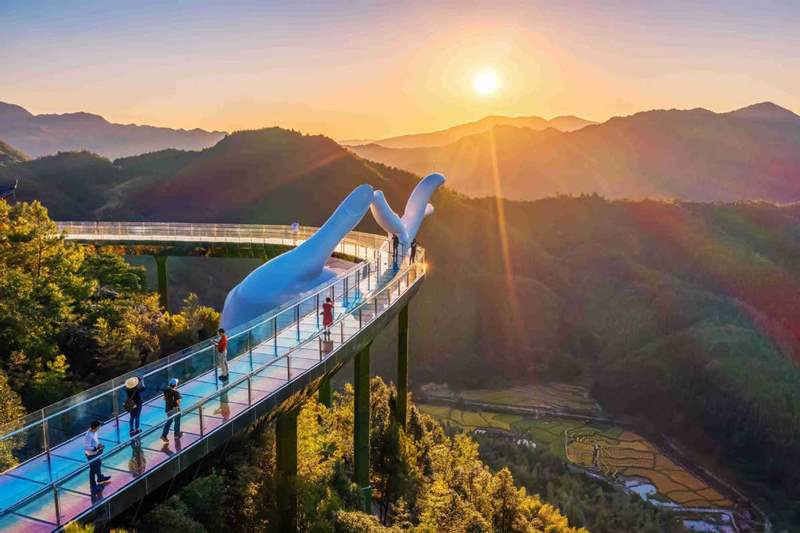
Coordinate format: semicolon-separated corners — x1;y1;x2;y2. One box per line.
354;114;596;149
0;101;226;159
0;139;27;165
350;102;800;203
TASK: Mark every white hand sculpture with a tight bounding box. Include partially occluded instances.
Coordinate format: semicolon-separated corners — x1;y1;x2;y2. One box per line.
220;184;374;330
369;172;445;247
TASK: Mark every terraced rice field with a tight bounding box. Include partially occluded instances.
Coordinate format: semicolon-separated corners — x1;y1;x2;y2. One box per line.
566;426;733;509
418;404;522;433
457;383;600;415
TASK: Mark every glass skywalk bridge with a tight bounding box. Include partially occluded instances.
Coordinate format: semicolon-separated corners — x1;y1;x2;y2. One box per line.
0;222;425;532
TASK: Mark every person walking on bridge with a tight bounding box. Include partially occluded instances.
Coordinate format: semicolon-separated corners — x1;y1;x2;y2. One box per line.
84;420;111;495
161;378;183;442
391;234;400;269
321;297;334;340
212;328;229;381
125;376;145;436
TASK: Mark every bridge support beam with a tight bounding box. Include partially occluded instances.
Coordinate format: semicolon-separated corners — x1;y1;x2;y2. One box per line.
353;343;371;512
397;304;409;430
154;255;169;310
276;408;298;532
319;376;332;408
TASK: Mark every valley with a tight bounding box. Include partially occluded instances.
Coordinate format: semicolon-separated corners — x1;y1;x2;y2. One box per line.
418;383;766;533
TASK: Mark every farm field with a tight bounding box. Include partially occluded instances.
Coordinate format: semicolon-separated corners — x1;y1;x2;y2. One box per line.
447;383;602;416
418;403;735;511
566;426;734;509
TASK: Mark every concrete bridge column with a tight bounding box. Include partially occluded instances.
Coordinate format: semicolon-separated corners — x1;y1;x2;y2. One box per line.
353;343;371;512
154;255;169;310
397;304;409;429
319;376;332;408
276;408;298;532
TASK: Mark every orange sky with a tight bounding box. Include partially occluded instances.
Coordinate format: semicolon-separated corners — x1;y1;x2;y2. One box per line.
3;1;799;140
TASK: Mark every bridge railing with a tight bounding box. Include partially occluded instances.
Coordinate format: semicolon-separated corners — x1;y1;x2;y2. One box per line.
56;221;386;258
0;240;425;528
0;224;400;504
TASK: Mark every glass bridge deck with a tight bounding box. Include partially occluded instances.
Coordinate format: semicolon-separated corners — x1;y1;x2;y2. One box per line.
0;223;424;531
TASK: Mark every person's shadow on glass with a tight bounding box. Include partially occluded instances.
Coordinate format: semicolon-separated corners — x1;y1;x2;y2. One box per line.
215;389;231;421
129;438;147;477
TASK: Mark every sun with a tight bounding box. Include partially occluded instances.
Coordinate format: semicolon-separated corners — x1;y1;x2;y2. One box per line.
473;69;499;96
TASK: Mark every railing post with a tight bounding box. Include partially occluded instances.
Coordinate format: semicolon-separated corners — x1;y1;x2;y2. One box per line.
359;308;363;329
287;356;291;381
316;293;320;329
42;419;53;483
198;405;205;436
112;386;121;444
273;317;278;356
247;376;252;406
248;330;253;371
295;304;300;341
52;483;61;526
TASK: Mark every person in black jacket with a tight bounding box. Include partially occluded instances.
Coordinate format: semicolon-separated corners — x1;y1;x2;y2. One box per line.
125;376;145;436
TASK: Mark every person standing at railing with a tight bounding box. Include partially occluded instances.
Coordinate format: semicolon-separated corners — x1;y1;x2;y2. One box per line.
410;239;418;263
84;420;111;495
392;234;400;269
211;328;230;381
125;376;145;436
321;297;334;340
160;378;183;442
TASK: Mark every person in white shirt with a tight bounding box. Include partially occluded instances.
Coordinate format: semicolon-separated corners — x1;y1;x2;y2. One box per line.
84;420;111;494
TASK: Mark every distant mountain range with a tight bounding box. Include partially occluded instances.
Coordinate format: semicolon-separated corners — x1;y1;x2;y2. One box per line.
0;102;225;159
350;102;800;203
344;114;595;149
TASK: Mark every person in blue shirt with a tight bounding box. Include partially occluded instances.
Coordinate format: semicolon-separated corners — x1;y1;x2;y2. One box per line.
84;420;111;495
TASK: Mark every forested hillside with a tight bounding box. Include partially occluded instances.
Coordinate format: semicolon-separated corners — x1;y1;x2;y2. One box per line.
120;379;586;532
4;127;800;521
0;201;219;414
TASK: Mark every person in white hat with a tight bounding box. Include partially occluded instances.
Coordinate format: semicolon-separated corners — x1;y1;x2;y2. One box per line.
124;376;145;436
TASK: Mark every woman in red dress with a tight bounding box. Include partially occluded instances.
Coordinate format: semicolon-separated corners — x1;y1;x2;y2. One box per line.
322;297;334;340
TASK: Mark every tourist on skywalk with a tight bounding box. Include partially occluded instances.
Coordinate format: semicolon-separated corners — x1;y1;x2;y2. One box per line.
124;376;145;436
410;239;418;262
161;378;183;442
211;328;229;381
322;297;334;340
392;234;400;269
84;420;111;495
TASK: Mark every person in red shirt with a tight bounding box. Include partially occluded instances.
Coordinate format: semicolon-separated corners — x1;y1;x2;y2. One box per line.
211;328;229;381
321;297;334;340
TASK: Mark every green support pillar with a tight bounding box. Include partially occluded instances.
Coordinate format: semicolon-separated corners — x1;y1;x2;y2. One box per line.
354;343;371;512
276;409;298;532
319;376;332;408
397;304;409;429
154;255;169;310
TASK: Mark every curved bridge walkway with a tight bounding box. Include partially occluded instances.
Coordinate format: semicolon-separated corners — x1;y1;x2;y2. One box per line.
0;222;424;532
